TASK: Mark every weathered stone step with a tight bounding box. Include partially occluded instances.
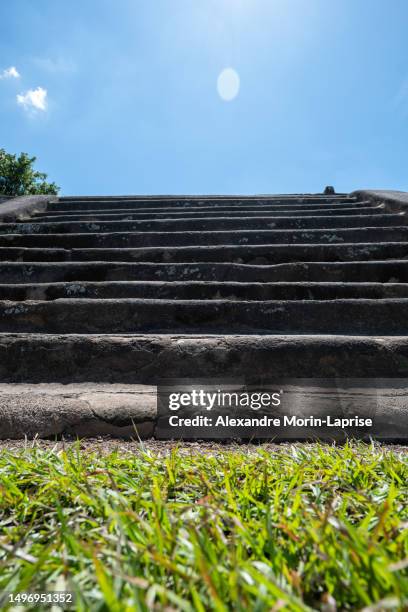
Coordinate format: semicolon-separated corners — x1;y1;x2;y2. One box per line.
1;298;408;334
37;199;372;214
43;201;369;214
54;195;355;210
34;205;379;221
49;199;358;212
3;281;408;302
2;227;408;248
0;383;156;439
1;242;408;264
0;334;407;384
4;213;403;234
48;202;362;214
0;381;405;440
1;260;408;283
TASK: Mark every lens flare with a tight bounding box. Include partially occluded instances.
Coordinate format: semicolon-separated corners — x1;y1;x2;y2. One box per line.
217;68;240;101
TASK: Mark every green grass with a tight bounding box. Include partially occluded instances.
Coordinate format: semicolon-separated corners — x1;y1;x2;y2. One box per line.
0;443;407;611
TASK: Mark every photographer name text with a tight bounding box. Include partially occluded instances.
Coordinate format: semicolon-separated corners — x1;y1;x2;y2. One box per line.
167;415;373;429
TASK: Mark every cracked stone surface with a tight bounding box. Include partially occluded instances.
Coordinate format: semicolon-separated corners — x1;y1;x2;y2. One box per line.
0;384;156;438
0;381;406;440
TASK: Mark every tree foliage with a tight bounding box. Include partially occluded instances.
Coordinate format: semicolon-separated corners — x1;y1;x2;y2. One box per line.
0;148;59;196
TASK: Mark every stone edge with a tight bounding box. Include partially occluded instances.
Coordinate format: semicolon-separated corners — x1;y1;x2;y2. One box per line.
352;189;408;212
0;195;54;222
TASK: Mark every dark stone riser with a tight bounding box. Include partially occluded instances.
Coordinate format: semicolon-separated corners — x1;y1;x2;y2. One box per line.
1;298;408;334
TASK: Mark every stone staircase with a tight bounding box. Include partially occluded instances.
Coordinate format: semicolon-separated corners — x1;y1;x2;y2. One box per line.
0;190;407;438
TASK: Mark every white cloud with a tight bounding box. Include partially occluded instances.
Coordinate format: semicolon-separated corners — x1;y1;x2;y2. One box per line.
0;66;20;79
16;87;48;112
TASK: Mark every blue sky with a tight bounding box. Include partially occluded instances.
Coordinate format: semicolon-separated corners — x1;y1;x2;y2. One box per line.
1;0;407;195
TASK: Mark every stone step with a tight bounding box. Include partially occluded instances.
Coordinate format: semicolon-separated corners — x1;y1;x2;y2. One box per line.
0;381;405;440
49;200;359;213
53;195;355;210
14;226;408;249
47;200;360;215
2;281;408;302
1;298;407;335
0;334;406;383
43;200;369;214
1;242;408;264
33;205;380;221
1;227;408;248
4;213;403;234
5;297;408;335
38;198;372;214
1;260;408;283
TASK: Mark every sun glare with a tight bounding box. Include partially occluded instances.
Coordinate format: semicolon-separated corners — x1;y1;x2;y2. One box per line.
217;68;240;101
